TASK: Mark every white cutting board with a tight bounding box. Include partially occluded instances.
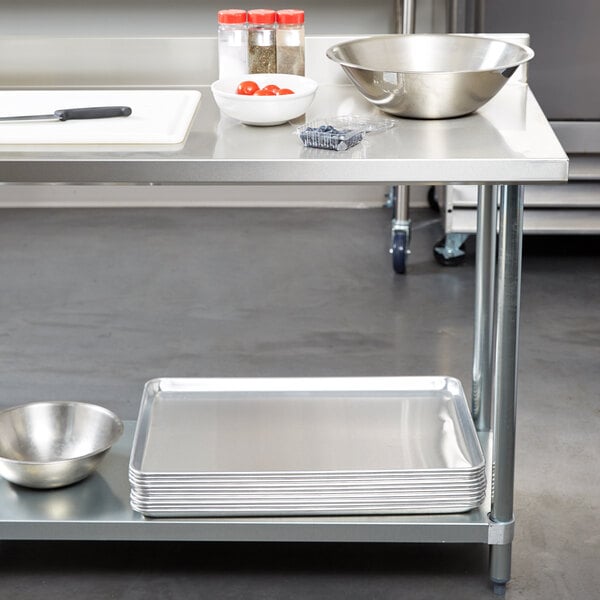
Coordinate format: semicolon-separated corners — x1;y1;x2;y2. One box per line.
0;90;201;145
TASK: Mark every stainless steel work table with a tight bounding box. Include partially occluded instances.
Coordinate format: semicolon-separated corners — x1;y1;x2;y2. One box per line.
0;38;569;594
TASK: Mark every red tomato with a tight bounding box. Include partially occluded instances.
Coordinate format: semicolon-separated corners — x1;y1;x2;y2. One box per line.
277;88;295;95
236;80;259;96
262;84;280;93
254;88;276;96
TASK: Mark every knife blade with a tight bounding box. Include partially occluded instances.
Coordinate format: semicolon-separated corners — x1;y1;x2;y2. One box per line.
0;106;132;123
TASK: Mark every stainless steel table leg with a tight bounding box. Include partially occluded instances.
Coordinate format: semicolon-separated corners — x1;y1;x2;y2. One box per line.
446;0;459;33
474;0;486;33
395;0;416;34
490;544;512;595
389;1;415;274
489;184;524;591
472;185;497;431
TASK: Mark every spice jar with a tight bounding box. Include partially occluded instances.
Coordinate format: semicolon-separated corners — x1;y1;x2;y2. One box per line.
217;9;248;79
247;9;277;74
276;9;305;76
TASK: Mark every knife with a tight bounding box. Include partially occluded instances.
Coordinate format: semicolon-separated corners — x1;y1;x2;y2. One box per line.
0;106;132;123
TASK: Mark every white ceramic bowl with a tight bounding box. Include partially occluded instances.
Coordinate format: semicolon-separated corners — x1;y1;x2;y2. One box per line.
211;74;318;126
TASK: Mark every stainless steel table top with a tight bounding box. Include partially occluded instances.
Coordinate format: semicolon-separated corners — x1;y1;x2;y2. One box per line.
0;83;568;186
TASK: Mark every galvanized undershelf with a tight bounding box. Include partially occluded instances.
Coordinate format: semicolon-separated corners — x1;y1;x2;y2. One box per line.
0;422;493;544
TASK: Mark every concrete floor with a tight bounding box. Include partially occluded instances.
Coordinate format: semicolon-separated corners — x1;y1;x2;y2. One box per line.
0;206;598;599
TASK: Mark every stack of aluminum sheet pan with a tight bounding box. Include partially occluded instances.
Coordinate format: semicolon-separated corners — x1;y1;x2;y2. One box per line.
129;377;486;517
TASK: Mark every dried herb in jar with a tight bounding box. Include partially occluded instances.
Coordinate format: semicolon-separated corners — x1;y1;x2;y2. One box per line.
276;9;305;76
248;35;277;74
247;9;277;74
276;45;304;76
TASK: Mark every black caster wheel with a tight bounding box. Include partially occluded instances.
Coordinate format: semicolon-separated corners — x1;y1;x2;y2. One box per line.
433;236;466;267
392;230;408;274
427;186;440;212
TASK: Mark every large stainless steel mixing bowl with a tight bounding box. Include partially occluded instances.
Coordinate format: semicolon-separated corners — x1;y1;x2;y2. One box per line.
326;34;534;119
0;401;123;488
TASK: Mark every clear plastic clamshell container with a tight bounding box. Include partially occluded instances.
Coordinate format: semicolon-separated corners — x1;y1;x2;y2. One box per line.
297;115;395;151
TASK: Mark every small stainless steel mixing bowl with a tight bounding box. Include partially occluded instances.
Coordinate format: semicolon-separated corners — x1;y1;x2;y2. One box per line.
0;401;123;489
326;34;534;119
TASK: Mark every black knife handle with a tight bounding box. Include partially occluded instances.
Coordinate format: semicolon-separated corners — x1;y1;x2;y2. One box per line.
54;106;132;121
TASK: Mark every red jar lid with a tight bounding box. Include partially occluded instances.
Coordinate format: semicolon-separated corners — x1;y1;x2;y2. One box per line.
277;9;304;25
217;9;247;24
248;9;277;25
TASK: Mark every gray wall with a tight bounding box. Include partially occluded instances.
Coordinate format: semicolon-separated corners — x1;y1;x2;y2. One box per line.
0;1;395;36
0;1;450;36
485;0;600;121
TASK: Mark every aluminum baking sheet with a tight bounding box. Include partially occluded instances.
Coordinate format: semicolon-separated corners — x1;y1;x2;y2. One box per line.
130;491;487;507
130;492;487;506
130;476;487;493
129;500;485;517
129;478;487;493
128;470;487;485
131;501;487;512
130;485;487;499
130;377;485;477
129;470;486;482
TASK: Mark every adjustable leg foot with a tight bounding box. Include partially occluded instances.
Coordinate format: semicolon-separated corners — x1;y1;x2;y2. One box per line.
493;582;507;596
433;233;469;266
490;543;512;594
